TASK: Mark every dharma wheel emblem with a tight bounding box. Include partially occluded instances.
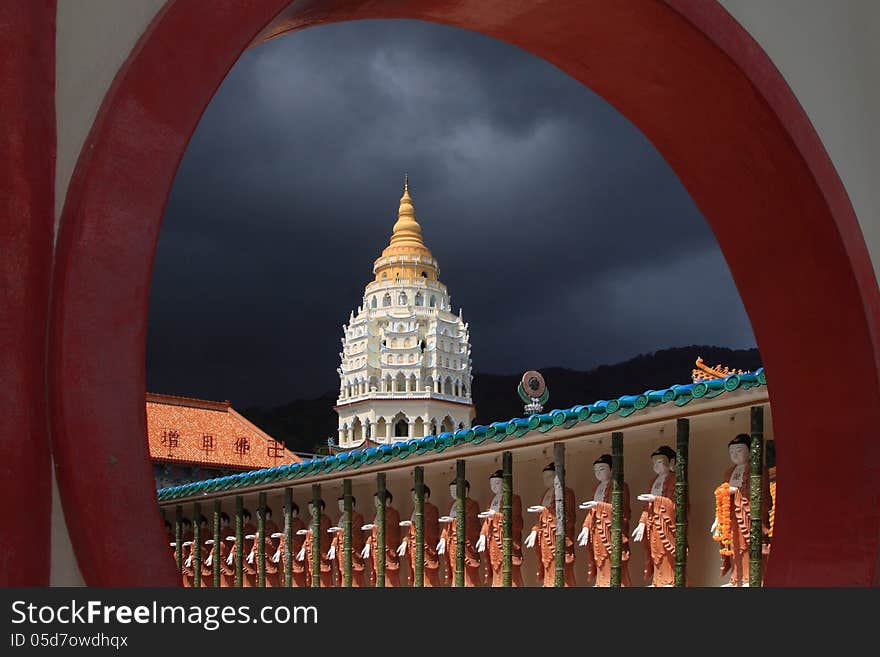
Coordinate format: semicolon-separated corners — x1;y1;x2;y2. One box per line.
518;370;549;414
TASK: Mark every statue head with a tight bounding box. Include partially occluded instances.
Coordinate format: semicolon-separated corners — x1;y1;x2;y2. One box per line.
220;512;230;528
290;502;300;519
242;509;252;523
593;454;613;482
542;462;557;488
489;469;504;494
373;491;393;508
337;495;357;513
181;517;192;529
728;434;751;466
308;499;326;514
410;485;431;502
262;506;272;522
651;445;676;475
448;479;470;500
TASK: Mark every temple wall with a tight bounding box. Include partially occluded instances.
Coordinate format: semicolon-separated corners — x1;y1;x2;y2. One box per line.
223;402;773;587
718;0;880;278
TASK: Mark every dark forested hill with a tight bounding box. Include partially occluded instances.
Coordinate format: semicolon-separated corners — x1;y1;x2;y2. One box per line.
241;345;760;455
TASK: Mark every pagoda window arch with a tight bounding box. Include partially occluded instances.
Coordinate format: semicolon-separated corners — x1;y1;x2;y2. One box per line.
371;296;377;309
397;354;403;364
398;293;407;306
382;293;391;307
394;418;409;438
429;295;436;308
415;292;424;306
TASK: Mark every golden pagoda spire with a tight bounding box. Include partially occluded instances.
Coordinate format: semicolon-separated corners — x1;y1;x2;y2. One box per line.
389;173;425;248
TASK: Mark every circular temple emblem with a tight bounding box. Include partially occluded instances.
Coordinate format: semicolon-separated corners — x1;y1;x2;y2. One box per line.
521;370;546;399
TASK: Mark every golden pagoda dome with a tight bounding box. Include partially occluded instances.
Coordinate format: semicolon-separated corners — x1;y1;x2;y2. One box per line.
389;174;424;247
374;175;438;282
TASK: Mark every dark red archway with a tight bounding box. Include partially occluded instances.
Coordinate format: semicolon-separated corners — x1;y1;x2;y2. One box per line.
45;0;879;585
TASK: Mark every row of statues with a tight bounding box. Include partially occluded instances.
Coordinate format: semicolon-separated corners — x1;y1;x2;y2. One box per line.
169;434;771;587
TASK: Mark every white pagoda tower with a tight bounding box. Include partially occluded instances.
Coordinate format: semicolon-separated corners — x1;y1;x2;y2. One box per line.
335;176;475;447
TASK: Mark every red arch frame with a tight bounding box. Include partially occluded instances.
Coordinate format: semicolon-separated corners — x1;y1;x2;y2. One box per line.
41;0;880;585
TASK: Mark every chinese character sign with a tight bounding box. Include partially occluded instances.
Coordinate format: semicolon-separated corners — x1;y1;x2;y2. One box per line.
161;429;179;449
234;436;250;456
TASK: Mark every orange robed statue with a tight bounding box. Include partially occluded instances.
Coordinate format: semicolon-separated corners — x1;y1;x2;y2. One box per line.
327;495;366;587
362;491;402;587
525;463;576;587
712;434;772;587
578;454;631;587
398;485;442;587
477;469;524;587
272;502;308;587
178;518;195;587
439;479;482;587
210;512;235;587
195;516;214;587
633;446;678;587
298;499;334;588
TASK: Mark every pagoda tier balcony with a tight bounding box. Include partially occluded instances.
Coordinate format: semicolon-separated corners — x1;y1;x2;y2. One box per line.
336;390;473;406
365;277;447;294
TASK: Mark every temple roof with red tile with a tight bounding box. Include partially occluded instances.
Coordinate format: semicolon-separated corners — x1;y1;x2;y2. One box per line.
146;393;301;470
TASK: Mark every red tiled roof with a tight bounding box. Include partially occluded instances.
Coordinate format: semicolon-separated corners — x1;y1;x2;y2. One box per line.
146;393;301;470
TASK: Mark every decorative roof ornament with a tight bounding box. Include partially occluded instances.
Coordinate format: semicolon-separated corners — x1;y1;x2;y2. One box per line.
518;370;549;414
691;356;746;383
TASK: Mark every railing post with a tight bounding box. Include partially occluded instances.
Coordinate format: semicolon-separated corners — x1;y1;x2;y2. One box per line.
502;451;513;587
213;499;221;587
553;443;565;587
675;418;689;587
283;488;293;587
343;479;353;588
257;492;266;587
414;467;425;587
750;406;765;587
193;503;201;588
455;459;465;588
610;432;624;588
234;496;243;588
376;473;386;587
311;484;321;587
174;506;183;576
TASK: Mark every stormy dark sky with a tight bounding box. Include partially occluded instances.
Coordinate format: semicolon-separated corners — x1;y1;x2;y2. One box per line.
147;20;756;408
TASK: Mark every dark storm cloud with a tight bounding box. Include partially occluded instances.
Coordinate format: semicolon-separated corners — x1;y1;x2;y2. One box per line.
147;20;755;406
